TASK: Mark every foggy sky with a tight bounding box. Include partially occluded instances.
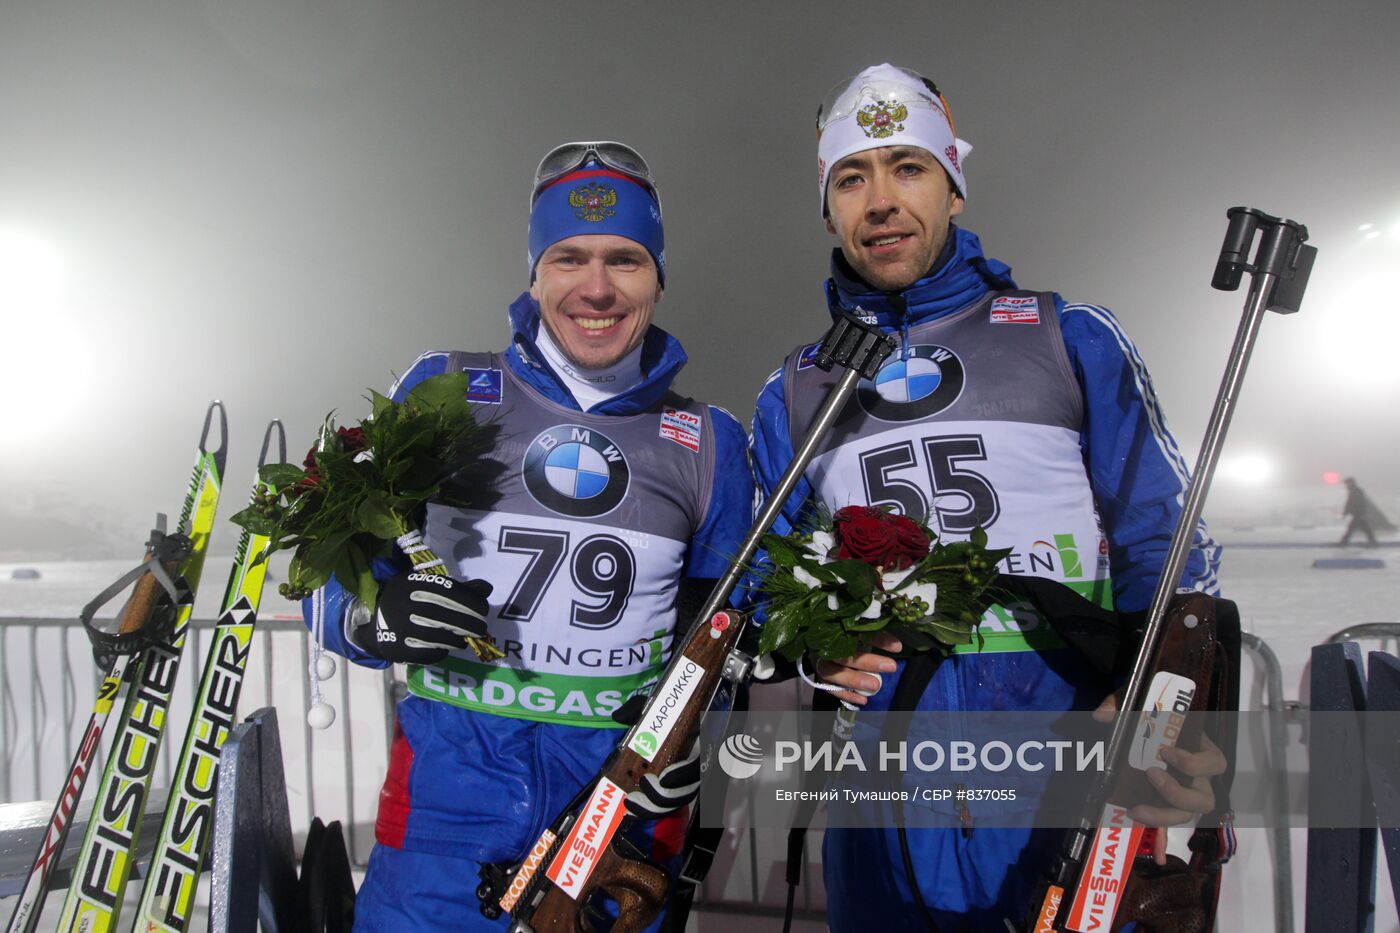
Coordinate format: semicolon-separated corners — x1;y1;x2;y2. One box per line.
3;0;1398;554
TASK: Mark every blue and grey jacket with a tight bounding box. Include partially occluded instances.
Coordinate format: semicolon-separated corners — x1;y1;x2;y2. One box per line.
308;292;752;864
750;227;1220;927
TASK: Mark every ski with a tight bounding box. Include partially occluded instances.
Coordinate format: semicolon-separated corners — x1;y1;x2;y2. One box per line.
132;420;285;932
50;403;230;933
4;402;227;933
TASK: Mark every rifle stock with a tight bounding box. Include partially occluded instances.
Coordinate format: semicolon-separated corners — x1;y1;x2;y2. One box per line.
1025;592;1224;933
491;609;749;932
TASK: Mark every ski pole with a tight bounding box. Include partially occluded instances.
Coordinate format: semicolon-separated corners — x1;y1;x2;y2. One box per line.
4;402;226;933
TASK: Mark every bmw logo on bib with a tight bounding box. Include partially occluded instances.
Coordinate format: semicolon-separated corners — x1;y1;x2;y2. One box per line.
857;344;966;422
524;425;630;517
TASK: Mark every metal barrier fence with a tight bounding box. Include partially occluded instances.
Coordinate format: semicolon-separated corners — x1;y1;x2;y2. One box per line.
0;615;395;869
1327;622;1400;655
13;613;1390;930
0;615;824;925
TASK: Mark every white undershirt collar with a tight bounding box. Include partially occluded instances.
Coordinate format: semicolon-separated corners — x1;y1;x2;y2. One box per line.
534;323;645;412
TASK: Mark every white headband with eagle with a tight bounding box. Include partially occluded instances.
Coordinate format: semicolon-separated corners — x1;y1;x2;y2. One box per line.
816;63;972;214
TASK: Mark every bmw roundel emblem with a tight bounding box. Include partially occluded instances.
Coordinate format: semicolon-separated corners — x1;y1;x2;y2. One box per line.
523;425;630;517
857;344;966;422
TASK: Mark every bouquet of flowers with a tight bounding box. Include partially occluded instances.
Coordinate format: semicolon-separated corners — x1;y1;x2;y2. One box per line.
230;371;502;660
755;506;1010;662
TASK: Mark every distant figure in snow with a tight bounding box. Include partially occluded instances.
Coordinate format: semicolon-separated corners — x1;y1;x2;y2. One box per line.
1340;477;1393;546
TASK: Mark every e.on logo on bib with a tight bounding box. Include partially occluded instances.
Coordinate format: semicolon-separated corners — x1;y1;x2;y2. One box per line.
545;777;627;899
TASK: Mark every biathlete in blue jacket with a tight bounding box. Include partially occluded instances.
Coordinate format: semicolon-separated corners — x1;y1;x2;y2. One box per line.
749;64;1228;930
307;141;753;931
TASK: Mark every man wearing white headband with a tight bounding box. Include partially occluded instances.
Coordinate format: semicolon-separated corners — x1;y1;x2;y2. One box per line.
751;65;1228;929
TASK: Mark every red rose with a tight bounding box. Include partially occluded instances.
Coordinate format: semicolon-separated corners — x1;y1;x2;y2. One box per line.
299;427;367;478
290;447;322;498
337;426;367;452
890;515;931;568
831;506;930;571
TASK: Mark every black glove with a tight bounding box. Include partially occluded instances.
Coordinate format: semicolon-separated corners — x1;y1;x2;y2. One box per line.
354;570;492;664
612;692;704;819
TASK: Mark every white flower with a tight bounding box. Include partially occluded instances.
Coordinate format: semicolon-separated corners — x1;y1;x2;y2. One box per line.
859;597;883;620
793;565;822;589
903;581;939;611
827;593;841;611
881;567;915;591
806;530;836;563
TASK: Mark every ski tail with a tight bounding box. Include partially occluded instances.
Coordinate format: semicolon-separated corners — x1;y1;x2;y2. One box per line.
133;420;286;932
3;660;129;933
50;403;228;933
5;401;228;933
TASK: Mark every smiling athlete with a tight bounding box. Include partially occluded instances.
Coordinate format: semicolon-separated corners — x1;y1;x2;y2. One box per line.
308;141;752;931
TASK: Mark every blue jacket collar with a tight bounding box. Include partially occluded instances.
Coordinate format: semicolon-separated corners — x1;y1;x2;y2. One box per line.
824;226;1017;329
503;292;688;415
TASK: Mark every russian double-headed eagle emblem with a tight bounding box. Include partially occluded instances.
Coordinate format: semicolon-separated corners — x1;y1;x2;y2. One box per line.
856;101;908;138
569;182;618;222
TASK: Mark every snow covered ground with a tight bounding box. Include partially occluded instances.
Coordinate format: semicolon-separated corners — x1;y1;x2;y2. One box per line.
1;523;1397;931
1210;526;1399;933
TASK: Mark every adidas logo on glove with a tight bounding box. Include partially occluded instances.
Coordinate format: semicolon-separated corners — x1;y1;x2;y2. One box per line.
407;571;453;588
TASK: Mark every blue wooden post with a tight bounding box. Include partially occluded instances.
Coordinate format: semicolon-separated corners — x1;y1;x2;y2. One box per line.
1365;652;1400;912
1305;642;1377;933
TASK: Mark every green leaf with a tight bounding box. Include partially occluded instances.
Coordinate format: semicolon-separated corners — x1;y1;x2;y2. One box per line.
970;526;989;549
763;535;800;568
796;557;839;585
826;559;877;599
845;608;890;632
805;620;850;657
260;463;308;489
406;371;473;412
823;632;859;661
302;529;353;583
287;553;330;594
804;593;839;624
777;640;807;663
355;493;405;539
345;544;380;615
369;389;396;420
925;618;975;645
758;608;802;654
228;506;277;536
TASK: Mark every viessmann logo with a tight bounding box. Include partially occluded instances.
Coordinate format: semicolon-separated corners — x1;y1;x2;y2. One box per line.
545;778;626;899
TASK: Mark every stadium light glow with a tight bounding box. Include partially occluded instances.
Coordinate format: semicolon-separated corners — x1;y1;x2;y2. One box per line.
1219;454;1274;485
0;229;87;442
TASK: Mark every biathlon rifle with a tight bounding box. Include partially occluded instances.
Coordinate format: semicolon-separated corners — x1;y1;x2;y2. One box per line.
1020;208;1316;933
475;315;894;933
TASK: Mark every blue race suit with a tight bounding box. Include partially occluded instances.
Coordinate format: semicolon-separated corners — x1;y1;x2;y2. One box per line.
308;294;753;931
750;227;1220;931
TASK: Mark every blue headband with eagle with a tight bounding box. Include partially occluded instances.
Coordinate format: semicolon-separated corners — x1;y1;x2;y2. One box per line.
528;164;666;285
